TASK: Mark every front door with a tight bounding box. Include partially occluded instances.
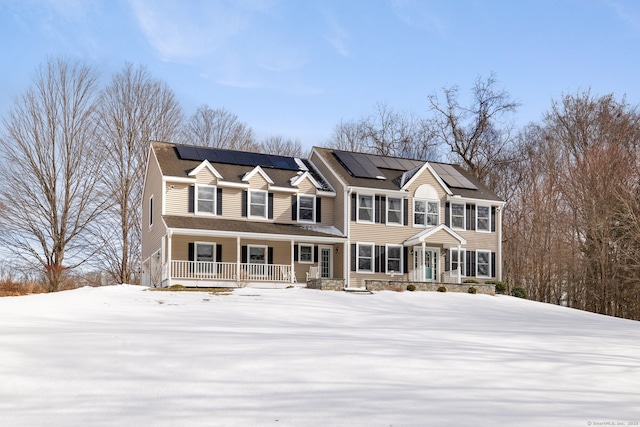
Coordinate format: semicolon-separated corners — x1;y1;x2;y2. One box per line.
413;247;437;282
319;245;333;278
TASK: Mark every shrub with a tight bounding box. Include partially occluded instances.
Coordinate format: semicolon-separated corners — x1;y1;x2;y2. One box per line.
463;279;479;284
511;286;528;299
468;286;477;294
494;282;507;294
406;284;416;292
437;286;447;292
168;284;186;291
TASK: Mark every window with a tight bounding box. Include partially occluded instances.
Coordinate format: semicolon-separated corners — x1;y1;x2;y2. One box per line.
477;250;491;277
249;190;267;219
196;185;216;214
450;249;465;276
451;203;465;229
298;195;315;222
148;195;154;228
358;195;374;222
414;199;439;226
196;243;215;262
248;245;267;264
357;243;374;272
386;245;402;274
298;244;314;263
387;198;403;225
477;206;490;231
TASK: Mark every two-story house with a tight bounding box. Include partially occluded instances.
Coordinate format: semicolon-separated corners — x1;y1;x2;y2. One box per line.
141;141;504;289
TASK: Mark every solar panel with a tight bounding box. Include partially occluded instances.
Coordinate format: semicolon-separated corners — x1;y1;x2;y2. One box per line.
431;163;478;190
175;145;200;161
175;144;301;171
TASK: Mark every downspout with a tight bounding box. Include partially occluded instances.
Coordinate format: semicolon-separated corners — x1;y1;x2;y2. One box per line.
497;205;503;282
345;187;352;288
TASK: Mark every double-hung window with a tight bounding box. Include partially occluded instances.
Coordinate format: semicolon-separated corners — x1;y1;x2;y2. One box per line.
414;199;439;227
298;244;314;263
477;250;491;277
249;190;267;219
195;242;215;274
477;206;490;232
298;195;315;223
358;195;374;222
357;243;374;272
196;185;216;214
451;203;465;229
450;248;465;276
386;245;403;274
387;197;403;225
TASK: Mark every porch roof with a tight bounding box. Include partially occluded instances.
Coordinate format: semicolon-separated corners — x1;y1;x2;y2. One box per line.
404;224;466;247
163;215;346;242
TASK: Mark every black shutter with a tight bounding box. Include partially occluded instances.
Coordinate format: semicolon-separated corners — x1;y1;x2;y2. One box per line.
403;247;408;274
242;191;248;217
216;244;222;262
316;197;322;223
466;250;476;277
291;195;297;220
268;193;274;219
294;245;299;261
268;247;274;264
351;193;357;221
445;202;450;227
188;185;195;213
466;250;472;276
379;245;386;272
491;252;496;278
380;196;386;224
351;243;356;271
491;207;496;232
313;246;318;263
241;246;247;263
188;243;195;261
374;196;381;223
216;188;223;215
403;199;409;226
374;245;380;272
445;249;450;272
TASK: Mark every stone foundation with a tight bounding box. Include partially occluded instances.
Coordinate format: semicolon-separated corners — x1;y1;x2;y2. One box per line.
307;278;345;291
365;280;495;295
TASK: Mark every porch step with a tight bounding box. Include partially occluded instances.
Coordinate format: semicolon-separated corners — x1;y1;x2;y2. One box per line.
344;287;373;294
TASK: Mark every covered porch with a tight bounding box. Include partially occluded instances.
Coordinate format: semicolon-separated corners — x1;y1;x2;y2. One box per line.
158;216;347;288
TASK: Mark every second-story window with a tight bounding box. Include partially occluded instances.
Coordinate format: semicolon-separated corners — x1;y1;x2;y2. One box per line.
477;206;490;231
196;184;216;214
451;203;465;229
414;199;439;227
358;195;374;222
387;197;402;225
249;190;267;219
298;195;315;222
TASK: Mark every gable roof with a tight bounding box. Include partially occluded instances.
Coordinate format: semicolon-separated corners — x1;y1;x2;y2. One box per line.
152;141;334;192
312;146;503;202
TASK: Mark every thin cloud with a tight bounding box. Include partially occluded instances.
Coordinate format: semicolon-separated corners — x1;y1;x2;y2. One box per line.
321;10;350;57
390;0;447;37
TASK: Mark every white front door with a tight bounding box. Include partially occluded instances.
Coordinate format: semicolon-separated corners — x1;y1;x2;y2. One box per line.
413;247;437;282
319;245;333;278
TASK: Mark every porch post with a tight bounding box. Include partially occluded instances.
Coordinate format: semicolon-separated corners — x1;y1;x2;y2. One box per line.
166;231;172;284
457;243;461;284
343;241;349;287
236;236;241;282
290;239;295;283
421;241;426;282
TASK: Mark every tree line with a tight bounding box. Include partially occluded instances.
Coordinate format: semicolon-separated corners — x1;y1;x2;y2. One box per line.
2;57;640;321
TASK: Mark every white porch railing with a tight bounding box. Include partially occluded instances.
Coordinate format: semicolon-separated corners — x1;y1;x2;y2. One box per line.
171;261;294;283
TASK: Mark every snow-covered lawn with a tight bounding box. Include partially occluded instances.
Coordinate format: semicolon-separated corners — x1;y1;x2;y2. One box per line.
1;285;639;427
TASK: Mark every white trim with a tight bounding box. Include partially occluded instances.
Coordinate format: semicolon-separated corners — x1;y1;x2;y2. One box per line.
386;196;403;226
166;227;346;244
247;244;268;264
269;185;299;193
290;171;322;189
356;193;374;224
217;180;250;189
402;162;453;196
447;194;506;207
194;184;217;216
316;190;337;197
449;248;466;278
311;148;348;189
413;198;439;228
348;185;408;196
242;165;274;185
404;224;467;247
385;244;403;275
193;241;216;262
162;176;197;184
356;242;375;274
298;243;314;264
248;189;268;220
188;159;223;179
297;194;316;224
450;201;466;230
475;204;491;233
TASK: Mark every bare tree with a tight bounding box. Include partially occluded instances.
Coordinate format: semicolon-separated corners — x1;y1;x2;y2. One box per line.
260;135;305;157
0;57;105;291
428;73;520;182
325;119;368;153
96;63;183;284
183;105;258;151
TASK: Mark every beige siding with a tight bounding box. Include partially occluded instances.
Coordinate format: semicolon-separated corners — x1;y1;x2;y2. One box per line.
310;151;345;232
142;151;165;261
165;182;190;216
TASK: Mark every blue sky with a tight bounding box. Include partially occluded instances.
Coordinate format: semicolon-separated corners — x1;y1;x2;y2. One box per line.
1;0;640;149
